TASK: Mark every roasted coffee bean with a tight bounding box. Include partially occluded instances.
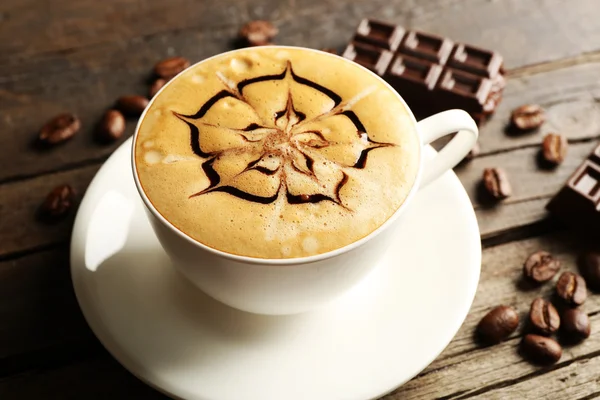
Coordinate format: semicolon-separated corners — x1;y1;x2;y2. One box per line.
39;184;76;221
542;133;568;165
579;251;600;290
477;305;519;344
511;104;545;131
529;298;560;335
556;271;587;306
39;113;81;145
149;78;168;98
116;95;149;116
562;308;591;340
523;251;560;283
154;56;190;79
483;168;511;199
239;20;278;46
96;110;125;143
522;334;562;364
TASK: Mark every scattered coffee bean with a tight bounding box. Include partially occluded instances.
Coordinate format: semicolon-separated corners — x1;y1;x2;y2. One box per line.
562;308;591;340
154;56;190;79
579;251;600;290
511;104;545;131
149;78;168;98
477;305;519;344
96;110;125;143
522;334;562;364
39;184;76;221
542;133;568;165
38;113;81;146
483;167;511;199
556;271;587;306
239;20;278;46
321;48;338;55
523;251;561;283
529;298;560;335
116;95;149;116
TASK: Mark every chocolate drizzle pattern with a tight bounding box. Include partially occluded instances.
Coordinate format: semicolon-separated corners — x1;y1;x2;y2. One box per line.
174;61;395;208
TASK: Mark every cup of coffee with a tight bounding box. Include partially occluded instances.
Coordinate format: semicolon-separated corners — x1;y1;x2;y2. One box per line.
132;46;478;315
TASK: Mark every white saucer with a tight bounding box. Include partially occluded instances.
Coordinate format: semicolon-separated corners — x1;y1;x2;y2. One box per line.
71;138;481;400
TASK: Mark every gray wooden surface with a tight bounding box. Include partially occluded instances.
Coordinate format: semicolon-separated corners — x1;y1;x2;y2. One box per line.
1;0;599;398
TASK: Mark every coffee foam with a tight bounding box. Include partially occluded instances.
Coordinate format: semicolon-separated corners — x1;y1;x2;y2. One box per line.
135;47;420;258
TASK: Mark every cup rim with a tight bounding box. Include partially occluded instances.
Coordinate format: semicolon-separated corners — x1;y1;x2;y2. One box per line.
131;45;423;266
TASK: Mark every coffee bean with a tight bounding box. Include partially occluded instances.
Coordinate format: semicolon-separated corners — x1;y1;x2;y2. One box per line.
154;56;190;79
562;308;591;340
522;334;562;364
239;20;278;46
511;104;545;131
38;113;81;146
96;110;125;143
477;305;519;344
579;251;600;290
541;133;568;165
39;184;76;221
116;95;149;116
556;271;587;306
149;78;168;98
483;168;511;199
523;251;560;283
529;298;560;335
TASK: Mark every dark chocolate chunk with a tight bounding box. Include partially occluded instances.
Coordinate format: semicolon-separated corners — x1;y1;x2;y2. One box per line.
342;42;394;76
546;144;600;235
342;19;505;124
353;19;404;51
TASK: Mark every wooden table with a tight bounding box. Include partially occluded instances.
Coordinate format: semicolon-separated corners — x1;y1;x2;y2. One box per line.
2;0;600;398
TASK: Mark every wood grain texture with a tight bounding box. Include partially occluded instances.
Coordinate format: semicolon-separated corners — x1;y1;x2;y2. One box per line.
0;165;99;257
2;0;600;183
2;0;600;67
0;248;95;366
0;355;167;400
387;232;600;399
477;61;600;155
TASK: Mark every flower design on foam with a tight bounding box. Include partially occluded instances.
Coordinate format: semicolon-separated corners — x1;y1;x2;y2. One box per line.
173;61;395;208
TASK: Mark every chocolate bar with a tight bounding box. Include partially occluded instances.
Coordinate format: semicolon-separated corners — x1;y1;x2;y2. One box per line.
342;19;505;124
546;143;600;234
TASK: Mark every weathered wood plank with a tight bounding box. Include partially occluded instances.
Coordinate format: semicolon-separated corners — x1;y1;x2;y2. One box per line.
457;140;599;207
0;248;94;362
387;231;600;399
477;61;600;155
469;355;600;399
0;355;166;400
2;0;600;183
0;165;99;257
2;0;600;68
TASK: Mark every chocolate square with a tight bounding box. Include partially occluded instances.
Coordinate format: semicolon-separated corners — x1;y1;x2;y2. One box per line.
342;42;393;76
569;161;600;202
399;31;454;65
448;44;504;79
353;19;405;51
342;19;506;124
435;69;492;111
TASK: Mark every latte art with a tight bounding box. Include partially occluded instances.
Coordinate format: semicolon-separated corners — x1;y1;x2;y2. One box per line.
135;47;420;258
174;61;395;209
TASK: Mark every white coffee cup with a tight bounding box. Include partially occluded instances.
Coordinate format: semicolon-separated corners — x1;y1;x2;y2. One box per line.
132;46;478;315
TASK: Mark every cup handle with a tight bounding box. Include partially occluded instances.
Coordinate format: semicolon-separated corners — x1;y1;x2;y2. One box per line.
416;109;479;189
